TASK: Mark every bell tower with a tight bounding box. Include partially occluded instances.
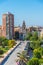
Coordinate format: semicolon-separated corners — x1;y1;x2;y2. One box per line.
22;20;26;30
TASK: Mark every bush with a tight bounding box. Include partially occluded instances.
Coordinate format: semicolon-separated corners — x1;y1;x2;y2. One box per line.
33;49;41;59
0;48;4;55
27;58;40;65
30;40;41;49
24;32;32;40
8;40;16;48
39;59;43;64
2;39;8;48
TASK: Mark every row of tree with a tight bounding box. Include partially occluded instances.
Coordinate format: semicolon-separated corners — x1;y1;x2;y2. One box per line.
26;31;43;65
25;31;38;41
0;37;16;55
17;31;43;65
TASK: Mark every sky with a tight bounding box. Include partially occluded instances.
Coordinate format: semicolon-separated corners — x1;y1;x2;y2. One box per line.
0;0;43;27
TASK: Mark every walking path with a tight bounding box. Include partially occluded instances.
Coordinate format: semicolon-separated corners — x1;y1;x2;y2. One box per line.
2;41;27;65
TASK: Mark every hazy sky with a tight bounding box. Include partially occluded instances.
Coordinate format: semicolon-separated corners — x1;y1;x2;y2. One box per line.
0;0;43;27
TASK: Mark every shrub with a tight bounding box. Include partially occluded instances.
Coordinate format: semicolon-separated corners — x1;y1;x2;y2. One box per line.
33;49;41;59
8;40;16;48
0;48;4;55
27;58;40;65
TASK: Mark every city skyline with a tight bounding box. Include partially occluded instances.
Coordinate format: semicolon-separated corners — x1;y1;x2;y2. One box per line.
0;0;43;27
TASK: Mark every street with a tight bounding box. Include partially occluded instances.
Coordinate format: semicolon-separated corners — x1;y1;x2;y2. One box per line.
3;41;27;65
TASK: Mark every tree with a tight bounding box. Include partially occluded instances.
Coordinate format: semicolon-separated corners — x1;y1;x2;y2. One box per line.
38;47;43;57
30;31;38;41
0;37;8;46
33;31;38;40
17;51;29;65
25;32;32;40
2;39;8;48
8;40;16;48
27;58;40;65
33;49;41;59
30;40;41;49
0;48;4;55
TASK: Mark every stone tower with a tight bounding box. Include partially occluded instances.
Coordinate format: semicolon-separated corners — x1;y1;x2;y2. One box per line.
22;20;26;30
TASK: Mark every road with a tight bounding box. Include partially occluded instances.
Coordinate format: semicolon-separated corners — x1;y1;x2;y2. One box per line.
3;41;27;65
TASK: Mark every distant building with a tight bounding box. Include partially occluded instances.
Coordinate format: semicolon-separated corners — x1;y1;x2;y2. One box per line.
0;25;2;37
40;29;43;39
22;20;26;30
22;21;26;39
14;22;43;40
14;21;27;40
2;12;14;39
14;26;20;33
0;12;43;40
14;26;20;39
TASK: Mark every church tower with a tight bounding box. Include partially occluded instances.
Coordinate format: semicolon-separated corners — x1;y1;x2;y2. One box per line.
22;20;26;40
22;20;26;30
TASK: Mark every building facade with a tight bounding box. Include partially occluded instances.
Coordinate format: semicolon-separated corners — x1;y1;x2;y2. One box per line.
2;12;14;39
40;29;43;39
0;25;2;37
14;21;27;40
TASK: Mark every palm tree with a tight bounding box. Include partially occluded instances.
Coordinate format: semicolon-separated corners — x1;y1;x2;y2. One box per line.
16;51;29;65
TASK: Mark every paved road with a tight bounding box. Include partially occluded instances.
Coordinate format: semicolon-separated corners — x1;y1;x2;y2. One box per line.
4;41;27;65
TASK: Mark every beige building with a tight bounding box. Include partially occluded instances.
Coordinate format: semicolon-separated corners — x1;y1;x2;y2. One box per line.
40;29;43;39
14;26;20;33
